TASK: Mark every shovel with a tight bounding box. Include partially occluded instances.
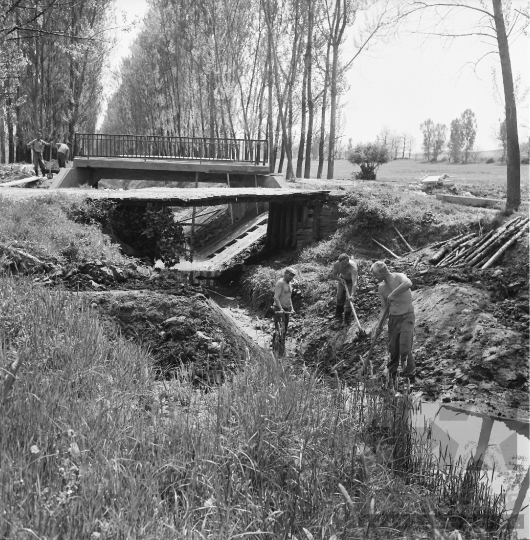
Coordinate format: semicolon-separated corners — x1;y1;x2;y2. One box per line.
341;277;367;338
361;305;390;377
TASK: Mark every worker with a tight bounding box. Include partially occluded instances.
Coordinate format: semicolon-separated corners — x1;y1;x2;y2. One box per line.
331;253;358;325
371;261;416;387
27;132;50;177
273;267;296;336
56;142;70;168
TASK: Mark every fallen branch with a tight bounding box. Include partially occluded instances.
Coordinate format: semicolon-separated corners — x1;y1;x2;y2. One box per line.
0;242;46;268
467;217;527;268
372;238;400;259
393;227;413;252
481;227;528;269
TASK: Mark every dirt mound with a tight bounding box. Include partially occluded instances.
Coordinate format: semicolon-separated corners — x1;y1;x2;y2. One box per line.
413;284;528;415
85;289;267;386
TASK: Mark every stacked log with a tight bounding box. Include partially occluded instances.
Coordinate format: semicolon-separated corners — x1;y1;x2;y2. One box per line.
428;216;528;269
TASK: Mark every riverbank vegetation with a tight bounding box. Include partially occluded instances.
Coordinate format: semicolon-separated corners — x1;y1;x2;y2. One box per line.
0;277;513;539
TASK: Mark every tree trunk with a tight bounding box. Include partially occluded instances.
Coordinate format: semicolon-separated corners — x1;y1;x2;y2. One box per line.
296;31;308;177
267;28;274;173
327;41;339;179
317;40;332;179
492;0;520;211
304;0;314;179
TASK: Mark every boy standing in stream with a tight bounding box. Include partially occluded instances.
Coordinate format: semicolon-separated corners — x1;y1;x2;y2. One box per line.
371;261;416;387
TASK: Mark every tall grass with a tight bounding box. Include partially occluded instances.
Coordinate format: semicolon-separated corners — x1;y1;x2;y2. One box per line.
0;195;126;265
0;277;512;539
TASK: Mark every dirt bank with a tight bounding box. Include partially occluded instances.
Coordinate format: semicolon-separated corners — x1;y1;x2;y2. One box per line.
84;287;268;386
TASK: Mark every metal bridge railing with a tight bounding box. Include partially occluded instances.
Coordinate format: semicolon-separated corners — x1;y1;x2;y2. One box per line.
73;133;269;165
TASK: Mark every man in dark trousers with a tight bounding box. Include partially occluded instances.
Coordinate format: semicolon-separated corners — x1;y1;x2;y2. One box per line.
371;261;416;387
331;253;358;325
27;132;50;177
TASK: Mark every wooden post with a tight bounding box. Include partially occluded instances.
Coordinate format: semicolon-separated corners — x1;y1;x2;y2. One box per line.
279;203;287;249
227;173;234;224
271;203;282;251
254;174;259;215
265;202;275;250
285;203;293;249
190;172;199;262
302;204;308;225
291;205;298;248
312;201;321;242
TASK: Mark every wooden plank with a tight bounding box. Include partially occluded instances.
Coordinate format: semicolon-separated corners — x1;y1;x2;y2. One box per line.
197;212;268;258
0;176;41;187
209;224;267;266
435;193;504;209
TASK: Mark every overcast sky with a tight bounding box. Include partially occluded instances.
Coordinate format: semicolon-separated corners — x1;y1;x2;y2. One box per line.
106;0;529;153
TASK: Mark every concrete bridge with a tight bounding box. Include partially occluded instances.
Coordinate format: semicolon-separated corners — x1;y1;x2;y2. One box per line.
53;133;272;188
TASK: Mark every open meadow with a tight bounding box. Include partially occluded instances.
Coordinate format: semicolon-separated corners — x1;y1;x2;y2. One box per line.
303;158;529;201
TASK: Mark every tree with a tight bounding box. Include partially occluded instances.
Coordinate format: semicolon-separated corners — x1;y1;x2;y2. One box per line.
347;141;389;180
407;134;415;159
470;148;481;163
405;0;527;209
420;118;435;162
448;118;463;163
432;123;446;162
460;109;477;164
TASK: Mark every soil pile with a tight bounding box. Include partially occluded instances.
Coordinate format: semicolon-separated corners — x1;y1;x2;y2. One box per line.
86;288;267;386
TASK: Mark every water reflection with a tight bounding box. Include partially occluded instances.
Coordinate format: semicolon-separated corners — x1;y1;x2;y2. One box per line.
414;402;530;539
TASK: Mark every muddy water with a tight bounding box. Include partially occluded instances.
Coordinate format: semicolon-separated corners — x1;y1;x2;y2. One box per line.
414;403;529;539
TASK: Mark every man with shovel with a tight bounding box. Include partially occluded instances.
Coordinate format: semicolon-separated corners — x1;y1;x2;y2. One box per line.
371;261;416;387
331;253;358;326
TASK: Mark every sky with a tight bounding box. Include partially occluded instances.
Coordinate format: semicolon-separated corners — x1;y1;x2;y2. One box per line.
103;0;529;153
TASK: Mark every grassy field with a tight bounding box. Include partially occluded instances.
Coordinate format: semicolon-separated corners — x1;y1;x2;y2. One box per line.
300;158;529;201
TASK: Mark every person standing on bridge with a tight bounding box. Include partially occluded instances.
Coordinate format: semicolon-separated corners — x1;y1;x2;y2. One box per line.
56;142;70;168
371;261;416;387
331;253;358;325
273;267;296;336
27;132;50;177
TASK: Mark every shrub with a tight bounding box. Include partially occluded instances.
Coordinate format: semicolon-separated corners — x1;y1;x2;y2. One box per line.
521;157;529;165
486;157;495;164
347;142;389;180
65;198;117;226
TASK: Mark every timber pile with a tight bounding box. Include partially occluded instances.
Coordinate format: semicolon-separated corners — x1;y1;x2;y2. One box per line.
428;216;529;269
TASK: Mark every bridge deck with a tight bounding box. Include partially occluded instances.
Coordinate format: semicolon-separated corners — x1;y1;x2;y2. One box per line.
74;157;269;175
83;187;330;207
0;187;330;207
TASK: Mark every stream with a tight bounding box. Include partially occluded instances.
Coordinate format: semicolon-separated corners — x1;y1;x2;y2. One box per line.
206;287;530;539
